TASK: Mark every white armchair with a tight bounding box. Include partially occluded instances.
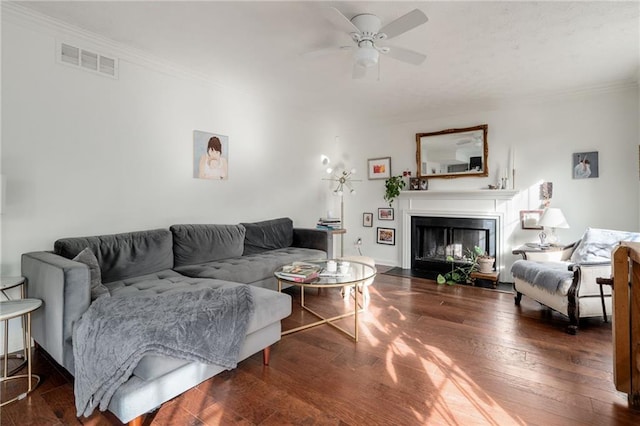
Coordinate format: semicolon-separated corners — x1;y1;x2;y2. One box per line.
511;228;640;334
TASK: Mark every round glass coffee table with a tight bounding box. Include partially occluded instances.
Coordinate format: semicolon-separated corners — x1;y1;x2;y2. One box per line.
275;259;376;342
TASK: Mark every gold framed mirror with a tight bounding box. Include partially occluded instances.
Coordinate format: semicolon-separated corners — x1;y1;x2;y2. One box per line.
416;124;488;179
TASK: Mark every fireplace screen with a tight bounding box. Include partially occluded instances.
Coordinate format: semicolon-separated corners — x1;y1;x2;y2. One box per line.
411;216;496;275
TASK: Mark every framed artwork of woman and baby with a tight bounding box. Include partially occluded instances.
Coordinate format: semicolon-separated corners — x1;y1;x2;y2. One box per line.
193;130;229;180
573;151;598;179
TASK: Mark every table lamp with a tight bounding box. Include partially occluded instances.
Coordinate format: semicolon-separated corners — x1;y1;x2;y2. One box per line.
538;207;569;246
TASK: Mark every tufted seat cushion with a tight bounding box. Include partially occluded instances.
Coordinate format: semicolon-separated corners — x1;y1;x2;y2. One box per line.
103;271;291;382
104;270;290;336
174;247;326;285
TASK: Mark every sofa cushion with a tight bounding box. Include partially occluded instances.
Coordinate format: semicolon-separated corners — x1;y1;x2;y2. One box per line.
241;217;293;255
54;229;174;283
174;247;326;284
133;279;291;380
171;224;245;267
72;248;110;301
571;228;640;264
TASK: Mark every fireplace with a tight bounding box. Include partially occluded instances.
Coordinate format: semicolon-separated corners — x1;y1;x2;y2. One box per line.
411;216;496;278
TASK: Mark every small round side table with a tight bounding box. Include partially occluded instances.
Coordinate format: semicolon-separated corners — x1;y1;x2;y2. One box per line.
1;276;28;376
0;298;42;406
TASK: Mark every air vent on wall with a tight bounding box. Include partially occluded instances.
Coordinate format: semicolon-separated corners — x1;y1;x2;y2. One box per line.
57;41;118;79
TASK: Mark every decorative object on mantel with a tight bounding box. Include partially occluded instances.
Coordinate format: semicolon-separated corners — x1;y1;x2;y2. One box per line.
409;177;420;190
573;151;599;179
409;177;428;190
368;157;391;180
415;124;488;179
509;145;516;190
383;175;406;206
538;207;569;246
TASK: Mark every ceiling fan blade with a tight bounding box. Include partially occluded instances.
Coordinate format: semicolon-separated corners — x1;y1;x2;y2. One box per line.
378;9;428;39
352;63;367;79
303;45;353;58
322;7;360;34
382;45;427;65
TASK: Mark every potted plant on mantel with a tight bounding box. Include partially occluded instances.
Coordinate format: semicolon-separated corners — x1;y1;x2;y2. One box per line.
383;175;406;207
436;246;494;285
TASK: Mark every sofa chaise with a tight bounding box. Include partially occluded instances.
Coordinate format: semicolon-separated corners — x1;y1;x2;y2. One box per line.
22;217;328;425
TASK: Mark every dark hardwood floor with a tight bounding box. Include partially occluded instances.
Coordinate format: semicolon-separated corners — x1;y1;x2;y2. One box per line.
2;270;639;425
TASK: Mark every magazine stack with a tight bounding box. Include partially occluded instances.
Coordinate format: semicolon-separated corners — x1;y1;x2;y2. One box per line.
276;264;322;282
316;217;342;230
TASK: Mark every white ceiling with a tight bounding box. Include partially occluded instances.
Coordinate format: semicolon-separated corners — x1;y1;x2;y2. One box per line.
16;1;640;122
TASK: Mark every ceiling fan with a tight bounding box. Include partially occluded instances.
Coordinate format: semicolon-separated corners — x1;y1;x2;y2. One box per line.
307;7;429;79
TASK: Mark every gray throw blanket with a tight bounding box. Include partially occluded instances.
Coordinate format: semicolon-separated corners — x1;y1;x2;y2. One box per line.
72;286;254;418
511;260;573;292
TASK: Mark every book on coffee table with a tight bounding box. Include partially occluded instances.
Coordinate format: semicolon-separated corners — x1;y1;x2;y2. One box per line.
278;264;322;281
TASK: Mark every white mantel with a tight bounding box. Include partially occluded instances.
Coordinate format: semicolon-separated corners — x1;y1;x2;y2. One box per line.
399;189;519;273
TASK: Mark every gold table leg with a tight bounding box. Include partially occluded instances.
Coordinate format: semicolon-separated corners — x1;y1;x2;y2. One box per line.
280;281;363;342
0;312;41;407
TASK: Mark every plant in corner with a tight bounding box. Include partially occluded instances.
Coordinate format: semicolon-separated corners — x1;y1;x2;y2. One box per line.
436;246;487;285
383;175;406;206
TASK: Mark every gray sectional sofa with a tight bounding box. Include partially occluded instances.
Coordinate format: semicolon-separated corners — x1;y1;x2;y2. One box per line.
22;217;328;425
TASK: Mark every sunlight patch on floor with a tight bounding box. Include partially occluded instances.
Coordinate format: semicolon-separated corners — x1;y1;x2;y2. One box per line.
421;343;526;425
357;286;526;424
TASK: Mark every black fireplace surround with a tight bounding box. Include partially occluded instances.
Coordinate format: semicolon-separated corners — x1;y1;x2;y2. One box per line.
411;216;496;278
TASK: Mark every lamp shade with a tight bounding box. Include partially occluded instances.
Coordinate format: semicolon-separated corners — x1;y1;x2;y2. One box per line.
538;208;569;229
354;46;379;67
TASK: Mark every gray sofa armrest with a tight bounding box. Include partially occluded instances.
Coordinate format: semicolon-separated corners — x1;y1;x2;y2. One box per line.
292;228;328;253
22;251;91;373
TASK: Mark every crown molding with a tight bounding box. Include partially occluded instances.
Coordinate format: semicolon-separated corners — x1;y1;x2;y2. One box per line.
1;2;233;92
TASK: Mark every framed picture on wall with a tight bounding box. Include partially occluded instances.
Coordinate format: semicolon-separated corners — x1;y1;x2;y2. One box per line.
520;210;544;230
376;227;395;245
368;157;391;180
363;212;373;227
572;151;599;179
378;207;394;221
193;130;229;180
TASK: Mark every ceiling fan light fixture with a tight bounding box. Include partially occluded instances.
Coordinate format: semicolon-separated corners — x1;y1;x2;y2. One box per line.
354;45;379;67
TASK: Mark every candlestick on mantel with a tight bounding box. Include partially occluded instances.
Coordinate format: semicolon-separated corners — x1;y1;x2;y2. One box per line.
510;146;516;189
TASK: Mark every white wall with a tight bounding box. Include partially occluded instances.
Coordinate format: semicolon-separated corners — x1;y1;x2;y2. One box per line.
339;87;640;266
0;13;338;275
2;8;639;352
